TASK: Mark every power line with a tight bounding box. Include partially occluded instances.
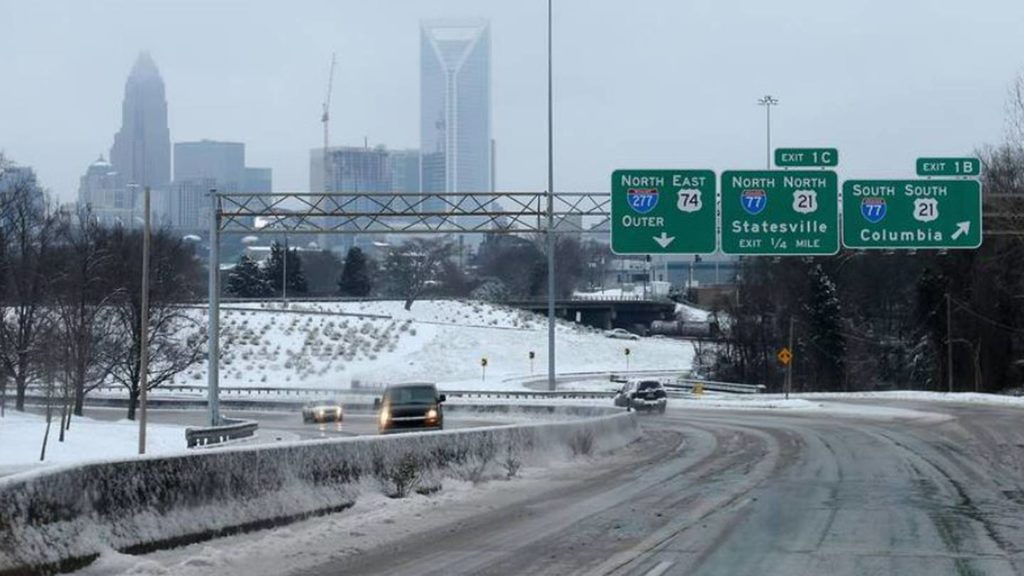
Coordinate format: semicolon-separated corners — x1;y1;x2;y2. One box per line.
949;294;1024;334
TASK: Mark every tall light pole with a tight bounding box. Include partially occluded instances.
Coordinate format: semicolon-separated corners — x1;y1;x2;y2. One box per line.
138;186;151;454
757;95;779;169
208;189;221;426
546;0;557;391
282;233;289;304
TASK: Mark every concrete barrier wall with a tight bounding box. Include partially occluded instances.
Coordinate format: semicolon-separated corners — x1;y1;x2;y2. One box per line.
0;407;637;575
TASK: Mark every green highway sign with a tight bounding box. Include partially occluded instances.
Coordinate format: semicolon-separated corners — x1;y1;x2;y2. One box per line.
775;148;839;168
916;157;980;177
842;180;982;249
610;169;716;254
720;170;839;255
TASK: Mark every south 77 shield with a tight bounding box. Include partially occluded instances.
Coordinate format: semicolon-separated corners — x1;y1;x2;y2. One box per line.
861;197;886;223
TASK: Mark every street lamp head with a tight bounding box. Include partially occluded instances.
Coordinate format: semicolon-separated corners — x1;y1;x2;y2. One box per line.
758;95;779;106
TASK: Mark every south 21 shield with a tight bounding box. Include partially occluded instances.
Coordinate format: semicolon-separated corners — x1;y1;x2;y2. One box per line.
740;189;767;215
627;188;659;214
860;197;887;224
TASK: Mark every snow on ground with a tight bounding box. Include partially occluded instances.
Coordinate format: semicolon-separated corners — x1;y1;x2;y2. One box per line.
71;447;625;576
574;281;671;299
0;411;187;468
675;302;711;322
784;390;1024;408
172;299;694;391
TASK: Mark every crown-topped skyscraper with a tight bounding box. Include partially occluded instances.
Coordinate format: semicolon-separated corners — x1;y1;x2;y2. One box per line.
109;52;171;192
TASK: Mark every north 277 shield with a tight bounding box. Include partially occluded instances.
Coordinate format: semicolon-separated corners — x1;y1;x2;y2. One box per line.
627;188;659;214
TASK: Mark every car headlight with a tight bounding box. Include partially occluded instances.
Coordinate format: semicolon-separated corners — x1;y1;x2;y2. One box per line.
425;408;438;421
379;408;390;427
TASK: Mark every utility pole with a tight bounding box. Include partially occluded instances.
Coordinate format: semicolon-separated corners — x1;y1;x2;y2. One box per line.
546;0;556;392
758;95;779;169
786;315;794;400
138;186;151;454
946;292;954;393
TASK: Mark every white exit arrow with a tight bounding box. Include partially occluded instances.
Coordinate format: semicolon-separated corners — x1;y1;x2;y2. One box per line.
951;221;970;240
653;232;675;249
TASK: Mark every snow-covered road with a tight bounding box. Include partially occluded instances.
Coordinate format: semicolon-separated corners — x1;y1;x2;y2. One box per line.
78;399;1024;576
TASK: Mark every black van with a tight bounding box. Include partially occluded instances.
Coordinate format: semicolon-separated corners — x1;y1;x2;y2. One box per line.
374;383;447;434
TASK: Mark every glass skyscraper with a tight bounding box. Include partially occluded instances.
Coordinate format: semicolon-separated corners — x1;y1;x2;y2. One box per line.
420;20;492;200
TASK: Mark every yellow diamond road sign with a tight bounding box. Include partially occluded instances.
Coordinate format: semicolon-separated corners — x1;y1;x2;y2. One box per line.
777;347;793;366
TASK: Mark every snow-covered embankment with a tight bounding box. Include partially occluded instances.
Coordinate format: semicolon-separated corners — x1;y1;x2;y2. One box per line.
0;406;637;575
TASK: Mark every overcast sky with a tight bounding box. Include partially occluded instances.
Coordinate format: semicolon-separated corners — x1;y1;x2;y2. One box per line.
2;0;1023;202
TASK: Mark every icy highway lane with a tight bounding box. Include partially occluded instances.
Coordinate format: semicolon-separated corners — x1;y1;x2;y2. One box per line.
73;407;500;441
292;401;1024;576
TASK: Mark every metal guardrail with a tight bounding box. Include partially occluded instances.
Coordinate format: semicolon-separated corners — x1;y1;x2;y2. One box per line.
445;389;614;400
185;417;258;448
666;379;766;395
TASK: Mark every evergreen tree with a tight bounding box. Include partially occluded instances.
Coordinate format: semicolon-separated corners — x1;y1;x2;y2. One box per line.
264;241;308;296
804;265;846;390
338;247;372;296
226;254;271;298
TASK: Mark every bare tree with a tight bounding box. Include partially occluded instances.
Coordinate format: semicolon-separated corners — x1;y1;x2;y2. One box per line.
51;207;119;418
101;227;205;420
0;168;56;412
381;238;454;310
1009;71;1024;151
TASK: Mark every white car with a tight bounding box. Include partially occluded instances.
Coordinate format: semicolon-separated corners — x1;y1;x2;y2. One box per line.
604;328;640;340
302;400;343;424
614;380;668;413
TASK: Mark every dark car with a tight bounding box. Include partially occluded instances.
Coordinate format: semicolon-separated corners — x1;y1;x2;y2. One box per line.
375;383;446;434
614;379;668;413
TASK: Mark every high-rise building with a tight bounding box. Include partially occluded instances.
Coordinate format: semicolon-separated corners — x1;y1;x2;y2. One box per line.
109;52;171;195
174;140;245;190
168;140;272;231
243;167;273;193
311;146;392;251
0;164;45;210
77;155;135;226
420;20;492;197
388;149;421;194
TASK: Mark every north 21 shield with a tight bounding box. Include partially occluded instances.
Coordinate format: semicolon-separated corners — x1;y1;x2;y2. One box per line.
627;188;659;214
741;189;767;215
860;197;887;224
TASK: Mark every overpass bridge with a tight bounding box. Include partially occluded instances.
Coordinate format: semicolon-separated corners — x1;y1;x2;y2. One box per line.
505;297;677;332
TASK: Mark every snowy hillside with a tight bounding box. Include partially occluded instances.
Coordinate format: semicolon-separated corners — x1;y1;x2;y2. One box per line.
177;299;695;391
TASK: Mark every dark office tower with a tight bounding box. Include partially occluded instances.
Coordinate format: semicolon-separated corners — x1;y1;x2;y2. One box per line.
110;52;171;193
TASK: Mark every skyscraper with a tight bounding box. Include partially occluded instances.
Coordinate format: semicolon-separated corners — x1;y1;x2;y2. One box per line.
168;140;272;231
420;20;492;198
110;52;171;194
310;145;391;251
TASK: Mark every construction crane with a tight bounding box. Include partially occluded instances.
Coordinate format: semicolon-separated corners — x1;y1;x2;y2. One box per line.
321;53;336;192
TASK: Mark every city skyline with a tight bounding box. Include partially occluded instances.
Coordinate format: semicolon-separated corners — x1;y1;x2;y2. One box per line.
2;0;1023;203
